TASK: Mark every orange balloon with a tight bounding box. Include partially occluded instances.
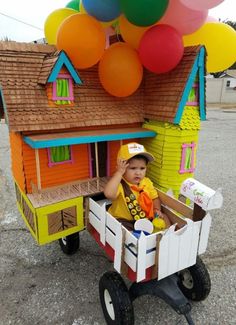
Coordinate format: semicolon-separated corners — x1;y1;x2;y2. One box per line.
57;14;106;69
119;15;150;49
99;42;143;97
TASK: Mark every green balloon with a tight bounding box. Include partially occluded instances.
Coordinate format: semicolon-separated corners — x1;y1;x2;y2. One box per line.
66;0;80;11
120;0;169;27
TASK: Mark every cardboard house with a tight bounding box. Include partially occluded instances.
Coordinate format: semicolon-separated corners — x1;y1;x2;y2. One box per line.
0;41;206;246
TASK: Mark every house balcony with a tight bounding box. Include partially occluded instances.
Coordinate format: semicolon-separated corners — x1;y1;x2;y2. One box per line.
27;177;109;208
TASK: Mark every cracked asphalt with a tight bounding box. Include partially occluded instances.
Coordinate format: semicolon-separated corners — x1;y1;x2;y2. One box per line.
0;108;236;325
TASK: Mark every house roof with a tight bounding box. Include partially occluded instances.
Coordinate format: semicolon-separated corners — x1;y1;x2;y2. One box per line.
0;41;205;133
144;45;206;123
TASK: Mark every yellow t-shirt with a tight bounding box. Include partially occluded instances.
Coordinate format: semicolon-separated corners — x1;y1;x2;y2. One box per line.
108;177;158;221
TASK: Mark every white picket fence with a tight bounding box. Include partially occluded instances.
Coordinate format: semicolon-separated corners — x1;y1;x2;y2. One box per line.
88;196;212;282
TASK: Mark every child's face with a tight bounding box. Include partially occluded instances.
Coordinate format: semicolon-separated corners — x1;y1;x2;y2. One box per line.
123;157;147;185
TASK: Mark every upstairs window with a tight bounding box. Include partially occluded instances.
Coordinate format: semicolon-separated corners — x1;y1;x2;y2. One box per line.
52;74;74;105
186;83;199;106
179;142;196;174
47;145;73;167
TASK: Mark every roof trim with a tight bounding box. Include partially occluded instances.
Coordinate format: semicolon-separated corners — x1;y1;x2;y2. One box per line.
47;51;83;84
174;46;206;124
198;47;206;121
23;127;157;149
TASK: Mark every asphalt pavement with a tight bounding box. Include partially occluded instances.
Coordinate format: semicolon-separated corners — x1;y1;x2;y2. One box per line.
0;108;236;325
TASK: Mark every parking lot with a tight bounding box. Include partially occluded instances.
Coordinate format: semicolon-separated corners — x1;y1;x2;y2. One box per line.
0;108;236;325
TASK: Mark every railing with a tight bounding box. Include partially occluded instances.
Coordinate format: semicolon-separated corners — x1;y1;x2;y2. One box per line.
27;177;109;208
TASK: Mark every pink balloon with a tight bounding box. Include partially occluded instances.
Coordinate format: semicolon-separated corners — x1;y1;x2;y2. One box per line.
159;0;208;35
138;25;184;74
180;0;224;11
206;16;219;23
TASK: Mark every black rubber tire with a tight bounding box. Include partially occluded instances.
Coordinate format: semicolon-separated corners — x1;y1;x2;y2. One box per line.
178;256;211;301
58;232;80;255
99;271;134;325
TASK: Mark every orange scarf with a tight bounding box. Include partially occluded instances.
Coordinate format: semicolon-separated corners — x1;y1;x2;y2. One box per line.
131;185;154;219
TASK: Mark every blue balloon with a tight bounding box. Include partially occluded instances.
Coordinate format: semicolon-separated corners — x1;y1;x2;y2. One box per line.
82;0;121;22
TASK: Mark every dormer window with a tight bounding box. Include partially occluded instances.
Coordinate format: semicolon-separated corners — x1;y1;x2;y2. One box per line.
186;83;199;106
52;74;74;104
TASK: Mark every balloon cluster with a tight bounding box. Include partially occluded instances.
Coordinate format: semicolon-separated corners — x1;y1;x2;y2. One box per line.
44;0;236;97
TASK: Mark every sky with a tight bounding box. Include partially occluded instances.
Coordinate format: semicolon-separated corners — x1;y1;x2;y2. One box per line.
0;0;235;42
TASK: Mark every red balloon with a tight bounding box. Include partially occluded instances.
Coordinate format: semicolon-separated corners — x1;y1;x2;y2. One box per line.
138;25;184;74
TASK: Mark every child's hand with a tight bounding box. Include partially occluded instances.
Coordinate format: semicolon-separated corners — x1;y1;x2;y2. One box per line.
117;158;129;175
158;212;171;228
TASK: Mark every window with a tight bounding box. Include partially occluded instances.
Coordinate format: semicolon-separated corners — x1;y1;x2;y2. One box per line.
226;80;230;87
186;83;199;106
52;74;74;104
47;145;73;167
179;142;196;174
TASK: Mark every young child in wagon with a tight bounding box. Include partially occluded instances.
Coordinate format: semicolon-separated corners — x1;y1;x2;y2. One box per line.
104;143;171;232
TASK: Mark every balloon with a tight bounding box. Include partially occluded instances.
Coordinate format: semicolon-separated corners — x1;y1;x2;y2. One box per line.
82;0;121;22
66;0;80;11
44;8;77;44
138;25;184;74
57;14;106;69
159;0;208;35
206;16;218;23
120;0;169;27
80;0;117;28
183;22;236;73
119;15;150;49
180;0;224;11
99;43;143;97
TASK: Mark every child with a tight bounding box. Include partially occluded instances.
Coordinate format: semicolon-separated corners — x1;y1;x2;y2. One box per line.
104;142;171;231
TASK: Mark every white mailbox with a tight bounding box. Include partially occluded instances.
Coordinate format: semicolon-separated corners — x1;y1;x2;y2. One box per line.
180;178;223;211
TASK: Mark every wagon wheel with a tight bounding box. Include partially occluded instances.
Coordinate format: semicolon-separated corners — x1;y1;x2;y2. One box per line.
58;232;80;255
99;271;134;325
178;256;211;301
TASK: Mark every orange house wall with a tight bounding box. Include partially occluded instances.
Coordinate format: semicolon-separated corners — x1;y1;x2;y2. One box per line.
22;143;90;193
10;134;140;194
9;132;26;192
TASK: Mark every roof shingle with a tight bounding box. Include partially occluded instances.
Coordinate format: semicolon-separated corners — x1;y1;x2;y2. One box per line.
0;41;204;132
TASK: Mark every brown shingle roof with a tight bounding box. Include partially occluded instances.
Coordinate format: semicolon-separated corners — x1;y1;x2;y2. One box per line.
0;41;204;132
144;45;203;123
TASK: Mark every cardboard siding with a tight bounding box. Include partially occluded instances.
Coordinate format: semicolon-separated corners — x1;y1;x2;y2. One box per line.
22;143;90;193
141;121;198;196
9;132;26;192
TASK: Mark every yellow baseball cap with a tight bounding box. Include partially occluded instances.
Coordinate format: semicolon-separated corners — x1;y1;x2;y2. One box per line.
117;143;154;162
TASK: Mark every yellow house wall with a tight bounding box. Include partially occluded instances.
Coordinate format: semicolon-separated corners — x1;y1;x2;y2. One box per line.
141;115;199;197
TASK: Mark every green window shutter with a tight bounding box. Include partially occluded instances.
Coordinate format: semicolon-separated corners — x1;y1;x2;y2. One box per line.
184;147;192;170
56;79;71;105
188;88;196;102
50;146;71;163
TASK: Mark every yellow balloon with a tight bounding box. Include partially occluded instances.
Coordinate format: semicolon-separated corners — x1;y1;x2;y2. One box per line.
44;8;77;44
183;22;236;73
79;0;117;28
119;15;150;49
